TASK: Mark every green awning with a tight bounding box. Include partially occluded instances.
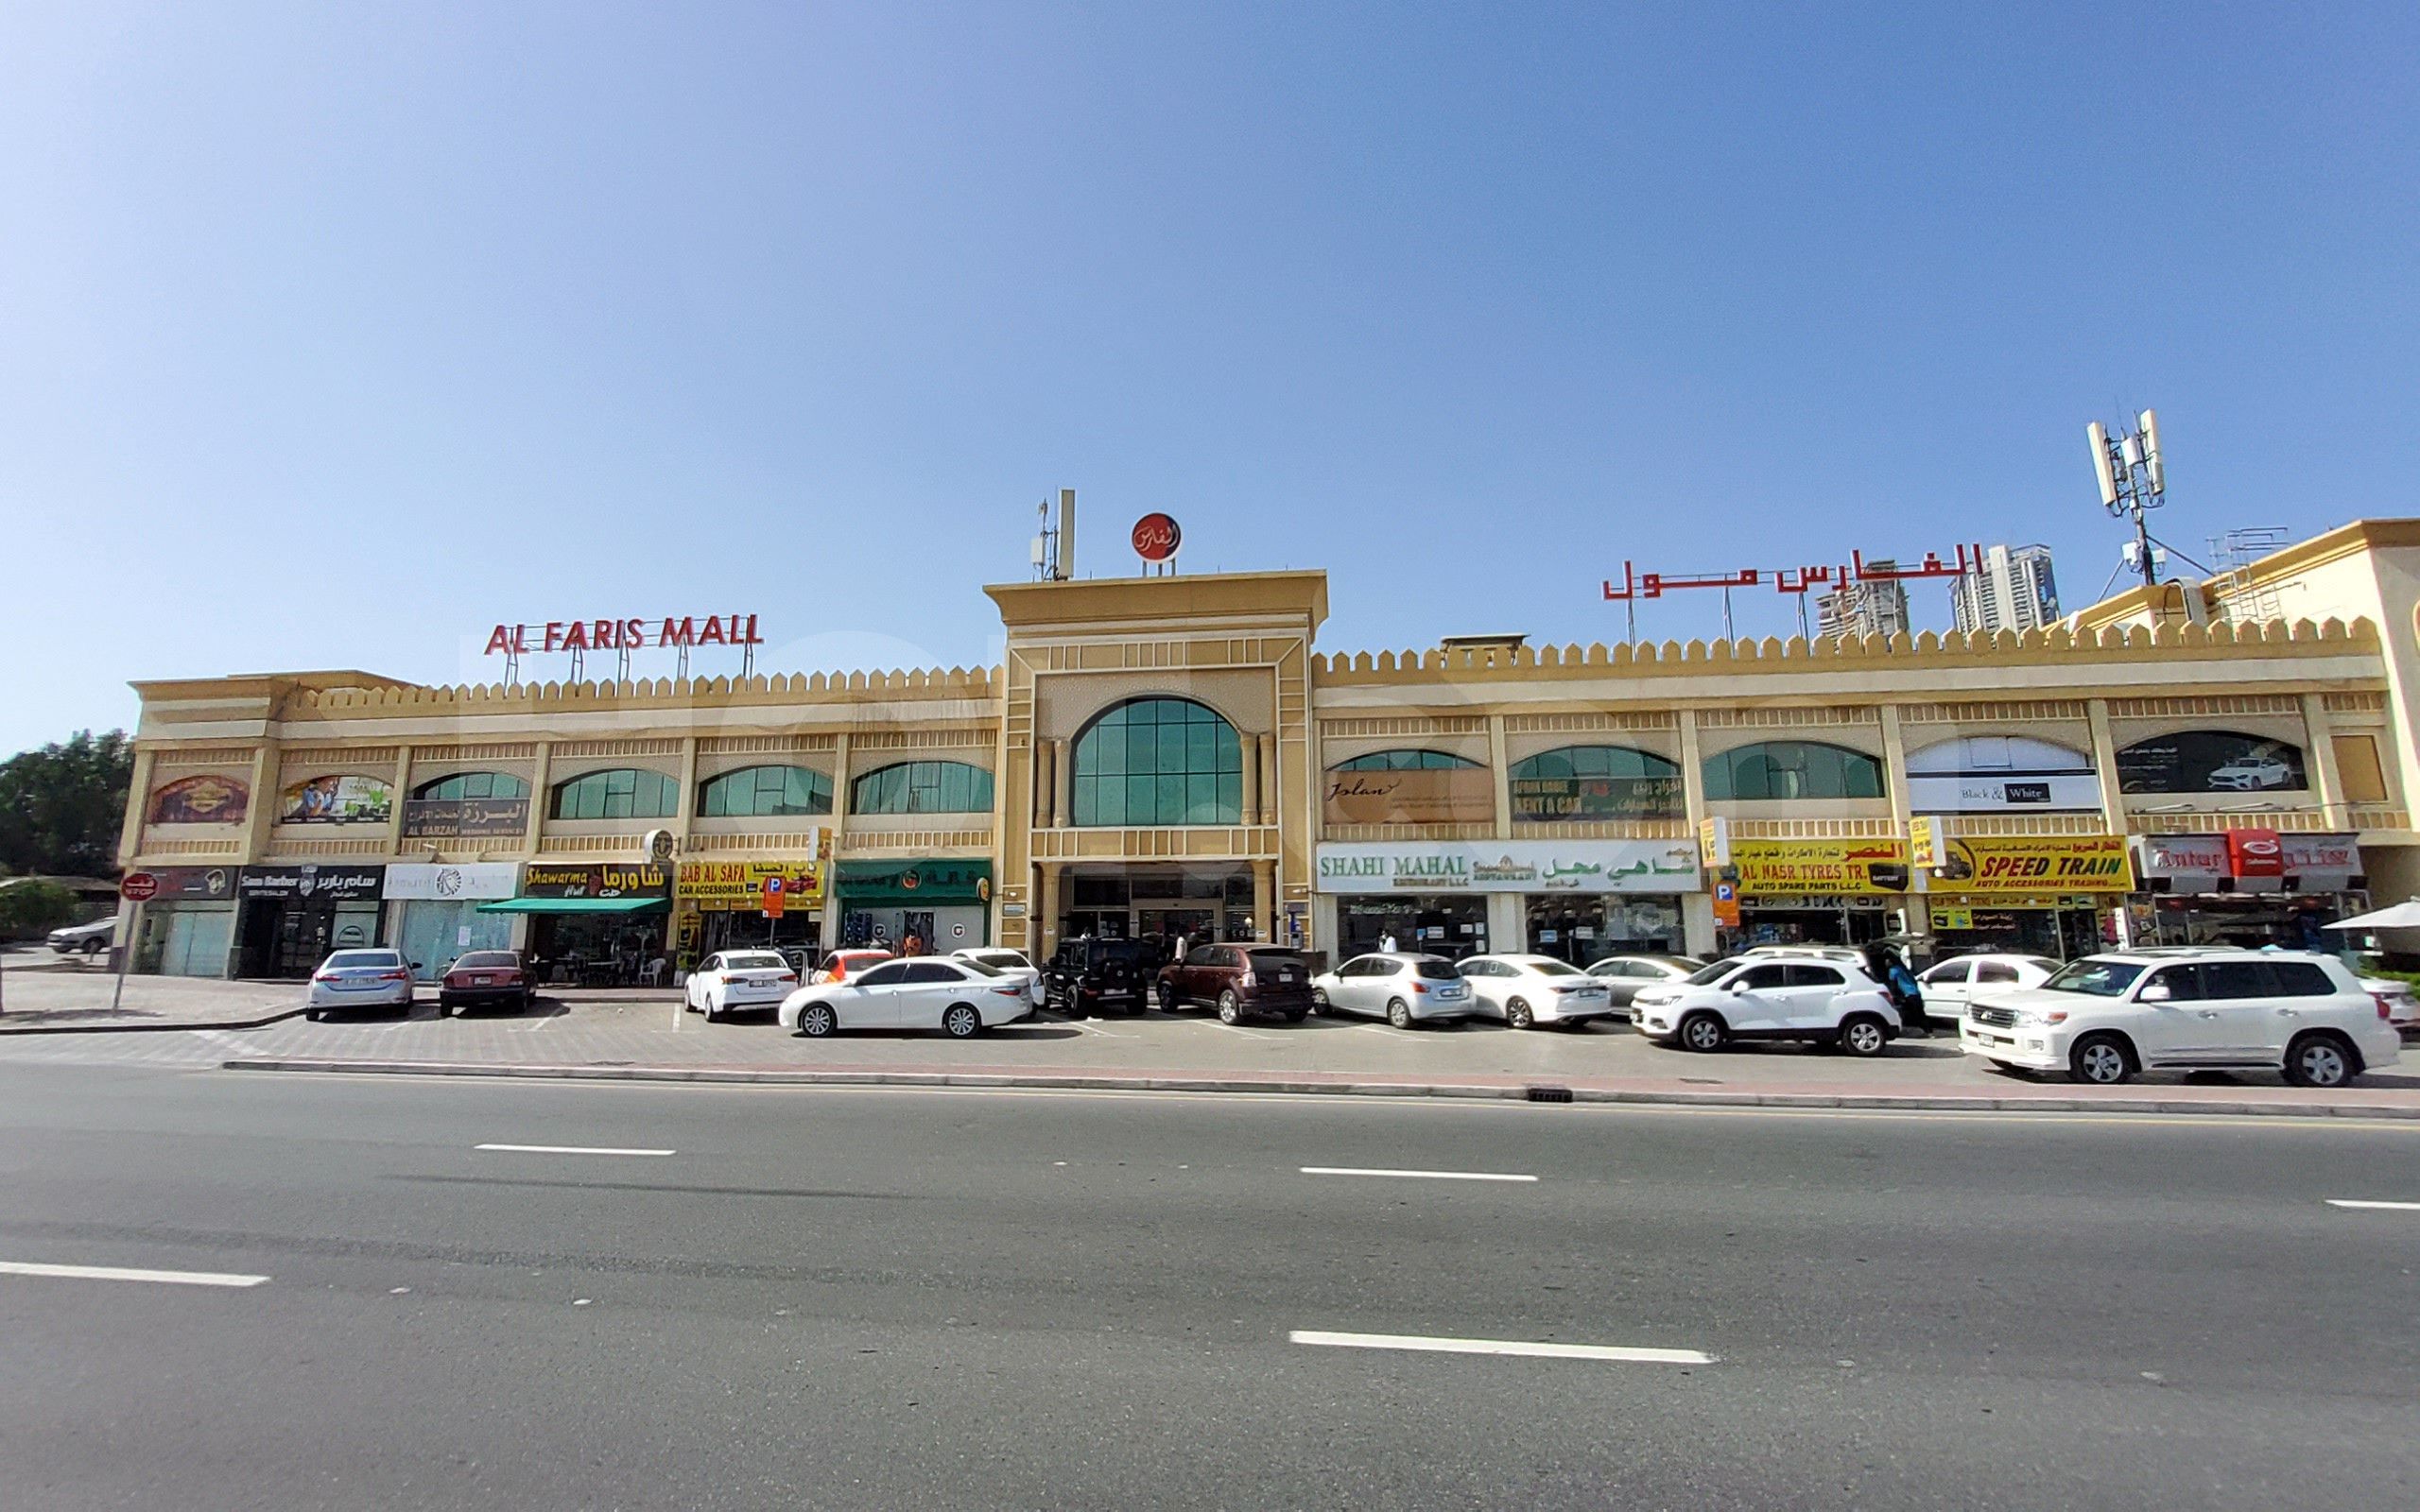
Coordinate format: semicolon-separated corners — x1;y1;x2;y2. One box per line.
478;896;668;915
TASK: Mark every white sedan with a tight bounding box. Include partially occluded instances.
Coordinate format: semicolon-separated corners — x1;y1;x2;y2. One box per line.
1456;954;1616;1028
684;950;801;1022
951;947;1043;1009
305;948;415;1019
1915;953;2061;1021
780;957;1033;1039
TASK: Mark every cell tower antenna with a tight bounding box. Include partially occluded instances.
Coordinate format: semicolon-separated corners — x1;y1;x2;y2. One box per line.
2086;408;2169;589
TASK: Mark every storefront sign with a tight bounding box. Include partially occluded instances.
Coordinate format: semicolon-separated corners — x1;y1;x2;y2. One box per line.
383;863;520;901
147;774;249;825
1324;767;1495;826
1316;840;1701;895
136;866;240;901
279;775;393;825
834;860;992;906
482;614;764;656
1131;513;1182;563
1510;775;1685;821
1908;774;2104;812
235;865;386;902
1699;816;1731;868
1931;906;1974;931
399;797;531;839
1728;839;1910;896
1910;824;2131;892
676;860;828;910
520;863;669;900
2118;731;2306;794
2225;828;2285;879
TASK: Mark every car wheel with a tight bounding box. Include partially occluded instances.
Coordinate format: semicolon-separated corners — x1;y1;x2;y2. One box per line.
798;1003;838;1038
1837;1013;1889;1057
304;1007;321;1022
435;1002;452;1019
1388;998;1413;1030
1506;997;1534;1030
1283;1007;1307;1023
1218;990;1242;1025
1158;981;1180;1012
2283;1031;2358;1089
1677;1011;1727;1053
2068;1032;2135;1086
702;994;721;1023
82;938;105;955
1311;987;1331;1015
942;1004;982;1039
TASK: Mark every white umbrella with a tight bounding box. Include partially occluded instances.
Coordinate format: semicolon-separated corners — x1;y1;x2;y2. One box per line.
2322;901;2420;931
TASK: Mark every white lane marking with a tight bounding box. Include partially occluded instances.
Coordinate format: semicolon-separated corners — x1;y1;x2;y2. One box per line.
0;1260;269;1288
1357;1023;1425;1040
194;1029;254;1052
1290;1329;1709;1365
1069;1020;1136;1038
1213;1022;1282;1040
1302;1165;1538;1183
475;1143;675;1157
2326;1198;2420;1211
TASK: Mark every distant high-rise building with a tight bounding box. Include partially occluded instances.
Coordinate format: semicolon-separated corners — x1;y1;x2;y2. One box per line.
1816;561;1911;639
1952;543;2060;634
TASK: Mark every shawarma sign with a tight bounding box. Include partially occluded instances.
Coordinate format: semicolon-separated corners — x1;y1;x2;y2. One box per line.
1315;841;1702;895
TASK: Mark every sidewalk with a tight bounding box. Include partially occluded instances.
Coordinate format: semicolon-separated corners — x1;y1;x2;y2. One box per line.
0;968;675;1035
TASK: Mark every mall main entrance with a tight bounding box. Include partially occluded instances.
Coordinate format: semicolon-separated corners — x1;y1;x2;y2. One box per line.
1057;866;1258;952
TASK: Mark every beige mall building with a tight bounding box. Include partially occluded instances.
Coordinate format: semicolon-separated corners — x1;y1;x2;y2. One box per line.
114;519;2420;984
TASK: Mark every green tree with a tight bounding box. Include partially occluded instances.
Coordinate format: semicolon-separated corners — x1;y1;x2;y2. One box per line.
0;878;79;937
0;730;135;878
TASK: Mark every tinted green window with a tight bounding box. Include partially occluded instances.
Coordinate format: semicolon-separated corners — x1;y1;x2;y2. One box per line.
411;771;529;801
550;767;681;820
699;765;833;818
1702;741;1886;801
1330;749;1481;771
849;761;994;816
1073;698;1244;826
1507;745;1683;820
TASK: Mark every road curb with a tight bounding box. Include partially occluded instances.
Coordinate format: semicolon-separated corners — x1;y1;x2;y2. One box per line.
212;1057;2420;1119
1;1006;309;1038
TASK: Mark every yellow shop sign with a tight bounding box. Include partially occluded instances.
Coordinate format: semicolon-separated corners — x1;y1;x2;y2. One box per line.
1730;839;1911;896
675;859;827;911
1913;832;2132;894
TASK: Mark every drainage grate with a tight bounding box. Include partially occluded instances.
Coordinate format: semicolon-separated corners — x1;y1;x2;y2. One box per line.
1525;1084;1574;1104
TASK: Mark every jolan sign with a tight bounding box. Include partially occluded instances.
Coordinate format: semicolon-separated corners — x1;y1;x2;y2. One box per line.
484;614;764;656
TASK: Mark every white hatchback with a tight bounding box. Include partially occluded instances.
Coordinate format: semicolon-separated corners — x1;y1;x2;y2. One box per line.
1456;954;1616;1029
1961;950;2402;1087
1915;953;2061;1020
684;950;801;1022
1309;953;1475;1028
780;957;1033;1039
1631;956;1902;1056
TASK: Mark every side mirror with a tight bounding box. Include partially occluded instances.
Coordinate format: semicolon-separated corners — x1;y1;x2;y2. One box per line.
2138;983;2171;1003
1728;981;1751;994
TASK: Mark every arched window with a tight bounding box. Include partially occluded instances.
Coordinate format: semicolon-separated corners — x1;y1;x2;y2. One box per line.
851;761;994;815
550;768;680;821
1329;749;1481;771
412;771;529;801
2116;731;2307;794
1073;697;1243;826
1510;745;1683;820
700;765;833;818
1703;740;1886;801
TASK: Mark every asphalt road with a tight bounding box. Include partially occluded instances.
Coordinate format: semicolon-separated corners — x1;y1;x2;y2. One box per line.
2;1064;2416;1510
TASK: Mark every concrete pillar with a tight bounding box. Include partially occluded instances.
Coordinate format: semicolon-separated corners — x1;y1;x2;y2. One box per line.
1488;715;1512;837
1485;893;1524;955
1682;893;1718;957
1051;739;1070;829
239;739;281;864
2303;693;2346;828
1038;862;1063;957
1033;739;1054;828
2085;700;2125;834
672;735;700;846
384;744;413;860
1251;858;1275;942
822;732;853;949
1240;732;1260;826
1257;734;1277;826
523;741;554;858
1676;709;1708;828
1877;706;1926;947
116;746;156;868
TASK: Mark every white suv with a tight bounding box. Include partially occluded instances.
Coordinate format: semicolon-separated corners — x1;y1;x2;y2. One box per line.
1631;956;1902;1057
1960;950;2401;1088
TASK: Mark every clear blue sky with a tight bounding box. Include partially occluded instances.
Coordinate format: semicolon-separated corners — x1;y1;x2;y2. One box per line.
4;2;2413;754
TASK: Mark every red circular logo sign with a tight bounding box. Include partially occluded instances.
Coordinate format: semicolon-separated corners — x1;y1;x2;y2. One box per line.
1131;513;1182;563
120;872;161;902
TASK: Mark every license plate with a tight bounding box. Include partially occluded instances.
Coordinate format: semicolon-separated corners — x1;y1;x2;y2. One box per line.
472;976;492;986
1976;1031;2009;1047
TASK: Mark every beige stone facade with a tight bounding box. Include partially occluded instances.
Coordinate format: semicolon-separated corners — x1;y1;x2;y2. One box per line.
116;521;2420;976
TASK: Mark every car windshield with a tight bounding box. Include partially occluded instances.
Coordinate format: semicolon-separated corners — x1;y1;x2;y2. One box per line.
455;952;516;969
724;953;788;970
2023;957;2062;975
1412;959;1461;981
1684;959;1739;986
1247;950;1303;966
327;951;399;969
974;951;1028;969
1525;958;1583;976
2042;960;2147;996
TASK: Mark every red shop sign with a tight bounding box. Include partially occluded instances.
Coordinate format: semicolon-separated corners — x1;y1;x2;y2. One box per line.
1131;513;1182;563
2225;828;2285;879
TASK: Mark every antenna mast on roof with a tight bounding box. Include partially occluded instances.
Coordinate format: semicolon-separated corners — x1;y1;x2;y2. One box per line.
2086;408;2169;590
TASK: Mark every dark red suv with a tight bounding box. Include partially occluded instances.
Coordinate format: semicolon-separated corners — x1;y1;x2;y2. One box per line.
1156;945;1315;1023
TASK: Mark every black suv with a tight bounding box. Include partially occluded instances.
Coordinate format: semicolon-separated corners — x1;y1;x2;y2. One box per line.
1043;936;1149;1018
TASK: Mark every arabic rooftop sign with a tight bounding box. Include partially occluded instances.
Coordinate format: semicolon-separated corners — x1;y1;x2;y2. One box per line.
1601;544;1985;602
1314;840;1703;895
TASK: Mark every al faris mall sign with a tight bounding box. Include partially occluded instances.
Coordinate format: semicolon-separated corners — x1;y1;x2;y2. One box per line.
484;614;764;656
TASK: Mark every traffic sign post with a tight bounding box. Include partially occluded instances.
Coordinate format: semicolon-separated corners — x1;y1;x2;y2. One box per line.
110;873;160;1015
762;876;785;945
